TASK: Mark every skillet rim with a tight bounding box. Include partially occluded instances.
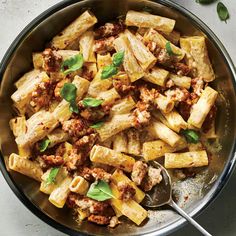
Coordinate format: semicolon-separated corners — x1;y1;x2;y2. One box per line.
0;0;236;235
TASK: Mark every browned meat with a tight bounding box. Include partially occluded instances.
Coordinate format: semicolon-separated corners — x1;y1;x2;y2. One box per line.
81;66;94;81
109;216;120;228
80;108;108;122
139;86;156;104
202;105;217;133
191;77;204;96
95;22;125;38
75;133;98;152
113;73;135;95
88;215;110;225
132;101;151;128
117;182;136;201
75;197;114;216
165;87;190;102
65;148;84;170
141;167;162;192
76;166;111;182
177;101;192;121
42;48;62;72
131;161;148;186
40;154;64;167
156;49;172;65
173;62;191;76
90;168;112;182
67;192;79;208
165;79;175;88
94;36;116;54
62;118;93;138
30;80;55;111
54;78;70;99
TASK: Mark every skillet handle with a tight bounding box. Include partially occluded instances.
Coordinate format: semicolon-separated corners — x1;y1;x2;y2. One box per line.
169;200;212;236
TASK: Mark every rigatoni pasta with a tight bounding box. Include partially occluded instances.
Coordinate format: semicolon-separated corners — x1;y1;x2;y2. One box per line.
8;9;220;229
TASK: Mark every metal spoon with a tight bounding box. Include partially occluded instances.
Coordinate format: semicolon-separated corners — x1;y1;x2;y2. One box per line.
142;161;212;236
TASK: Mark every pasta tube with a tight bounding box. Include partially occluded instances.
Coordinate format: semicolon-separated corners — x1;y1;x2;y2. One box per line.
127;129;141;156
110;96;136;115
143;67;169;86
90;145;135;172
125;29;156;71
51;11;97;49
96;113;133;141
180;36;215;82
164;150;208;168
154;110;188;133
188;87;218;128
9;116;27;137
110;183;148;225
125;10;175;33
151;121;182;147
49;176;72;208
11;71;49;114
88;69;113;97
143;29;185;61
47;129;69;148
79;30;96;62
97;53;112;70
113;34;144;82
40;167;68;194
98;88;121;106
112;132;128;153
69;176;89;195
169;73;191;89
154;93;174;113
9;153;43;182
111;170;145;203
16;111;58;147
161;30;180;45
142;139;187;161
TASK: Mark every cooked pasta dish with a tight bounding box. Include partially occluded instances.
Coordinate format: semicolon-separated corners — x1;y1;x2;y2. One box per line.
8;10;218;227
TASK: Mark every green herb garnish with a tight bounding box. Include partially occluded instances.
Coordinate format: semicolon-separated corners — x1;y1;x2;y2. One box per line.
90;121;104;129
196;0;216;4
165;41;181;56
86;180;113;201
101;51;124;79
101;65;118;79
46;167;60;185
112;51;125;67
39;139;51;152
181;129;200;144
60;83;79;114
61;54;84;74
217;2;229;22
82;97;103;107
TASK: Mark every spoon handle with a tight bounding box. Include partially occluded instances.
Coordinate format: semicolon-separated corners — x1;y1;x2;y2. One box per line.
169;200;212;236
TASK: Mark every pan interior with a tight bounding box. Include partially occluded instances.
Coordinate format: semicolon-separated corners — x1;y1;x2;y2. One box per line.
0;0;235;235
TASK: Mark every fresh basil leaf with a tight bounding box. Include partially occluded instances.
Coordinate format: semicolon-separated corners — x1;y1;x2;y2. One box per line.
196;0;216;4
61;53;84;74
39;139;51;152
181;129;199;144
60;83;77;103
83;97;103;107
217;2;229;22
46;167;60;185
112;51;125;67
90;121;104;129
69;101;79;114
101;65;118;79
165;41;181;56
86;180;113;201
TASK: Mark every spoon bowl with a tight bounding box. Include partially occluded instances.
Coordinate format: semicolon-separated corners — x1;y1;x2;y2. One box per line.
142;161;212;236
